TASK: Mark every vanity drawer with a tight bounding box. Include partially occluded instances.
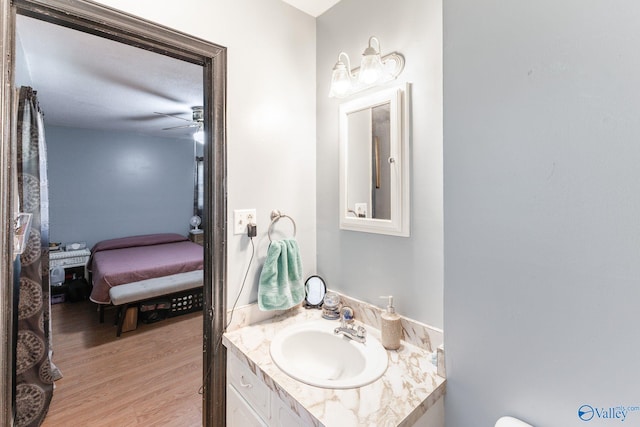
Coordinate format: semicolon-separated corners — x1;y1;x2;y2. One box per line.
228;352;271;421
227;383;268;427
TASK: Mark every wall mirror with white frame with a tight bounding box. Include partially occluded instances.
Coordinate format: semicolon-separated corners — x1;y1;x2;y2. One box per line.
339;83;410;236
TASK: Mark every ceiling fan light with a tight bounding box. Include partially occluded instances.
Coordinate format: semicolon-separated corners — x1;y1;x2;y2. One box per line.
192;106;204;122
193;128;204;144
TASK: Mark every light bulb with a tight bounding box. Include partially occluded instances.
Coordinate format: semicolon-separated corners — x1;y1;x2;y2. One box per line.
330;66;351;97
193;128;204;144
359;48;383;85
329;52;353;98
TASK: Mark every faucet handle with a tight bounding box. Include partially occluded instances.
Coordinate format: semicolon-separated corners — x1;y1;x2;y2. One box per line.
356;325;367;339
341;306;354;324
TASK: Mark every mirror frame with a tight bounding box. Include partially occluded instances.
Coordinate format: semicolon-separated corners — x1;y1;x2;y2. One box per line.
339;83;411;236
303;275;326;308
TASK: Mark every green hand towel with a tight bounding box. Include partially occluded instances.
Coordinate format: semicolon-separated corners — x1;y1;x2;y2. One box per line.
258;238;304;311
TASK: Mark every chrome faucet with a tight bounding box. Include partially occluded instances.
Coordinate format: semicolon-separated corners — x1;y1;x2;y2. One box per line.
334;306;367;343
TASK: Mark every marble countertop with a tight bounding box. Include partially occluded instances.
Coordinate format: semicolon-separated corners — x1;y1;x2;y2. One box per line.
222;307;446;426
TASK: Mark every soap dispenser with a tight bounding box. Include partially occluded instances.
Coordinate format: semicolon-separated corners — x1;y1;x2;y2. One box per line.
380;296;402;350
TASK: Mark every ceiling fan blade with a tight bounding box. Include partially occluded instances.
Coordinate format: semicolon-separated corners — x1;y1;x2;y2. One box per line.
153;111;192;122
162;123;199;131
127;114;165;121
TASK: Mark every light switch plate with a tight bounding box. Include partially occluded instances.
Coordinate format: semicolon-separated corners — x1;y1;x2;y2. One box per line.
233;209;256;235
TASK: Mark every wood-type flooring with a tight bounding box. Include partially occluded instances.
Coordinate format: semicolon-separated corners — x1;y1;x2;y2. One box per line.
41;300;203;426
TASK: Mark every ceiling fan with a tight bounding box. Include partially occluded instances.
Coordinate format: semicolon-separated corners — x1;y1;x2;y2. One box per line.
154;106;204;131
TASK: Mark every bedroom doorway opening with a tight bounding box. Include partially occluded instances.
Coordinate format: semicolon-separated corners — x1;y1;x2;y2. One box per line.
0;1;227;426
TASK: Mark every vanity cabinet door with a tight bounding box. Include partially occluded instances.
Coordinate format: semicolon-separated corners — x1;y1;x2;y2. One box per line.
272;399;305;427
227;383;268;427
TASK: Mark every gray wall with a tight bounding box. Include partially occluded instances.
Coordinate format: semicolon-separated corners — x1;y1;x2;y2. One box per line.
14;33;32;87
46;125;194;248
316;0;443;328
444;1;640;425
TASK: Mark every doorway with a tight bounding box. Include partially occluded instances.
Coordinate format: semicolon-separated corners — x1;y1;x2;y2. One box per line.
0;0;227;425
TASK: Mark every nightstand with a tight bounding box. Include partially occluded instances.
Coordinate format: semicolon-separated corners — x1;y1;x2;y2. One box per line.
49;248;91;280
189;230;204;245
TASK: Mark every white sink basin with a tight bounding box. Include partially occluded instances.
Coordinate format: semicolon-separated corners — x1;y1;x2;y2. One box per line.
269;319;388;389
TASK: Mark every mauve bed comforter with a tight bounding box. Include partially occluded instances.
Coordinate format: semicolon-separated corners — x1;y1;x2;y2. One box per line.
88;233;203;304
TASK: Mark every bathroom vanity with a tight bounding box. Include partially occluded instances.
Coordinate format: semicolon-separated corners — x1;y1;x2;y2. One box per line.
223;296;445;426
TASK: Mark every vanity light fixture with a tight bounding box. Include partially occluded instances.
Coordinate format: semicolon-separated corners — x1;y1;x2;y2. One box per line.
329;36;405;98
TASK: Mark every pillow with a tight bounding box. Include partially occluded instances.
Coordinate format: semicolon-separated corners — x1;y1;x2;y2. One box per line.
91;233;188;254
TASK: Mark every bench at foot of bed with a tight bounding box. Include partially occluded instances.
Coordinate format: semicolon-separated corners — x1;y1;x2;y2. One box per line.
98;270;204;337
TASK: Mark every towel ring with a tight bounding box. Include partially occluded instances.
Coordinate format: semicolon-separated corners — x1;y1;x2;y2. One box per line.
268;210;297;242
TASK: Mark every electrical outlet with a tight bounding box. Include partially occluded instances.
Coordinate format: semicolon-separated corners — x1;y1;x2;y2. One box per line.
233;209;256;235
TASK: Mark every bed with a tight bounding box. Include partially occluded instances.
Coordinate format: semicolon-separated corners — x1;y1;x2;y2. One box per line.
88;233;204;305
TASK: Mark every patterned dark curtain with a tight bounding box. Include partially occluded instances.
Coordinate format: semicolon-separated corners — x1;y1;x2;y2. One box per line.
15;86;53;426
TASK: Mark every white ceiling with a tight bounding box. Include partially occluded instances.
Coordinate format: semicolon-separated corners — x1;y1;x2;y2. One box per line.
16;15;204;141
280;0;342;17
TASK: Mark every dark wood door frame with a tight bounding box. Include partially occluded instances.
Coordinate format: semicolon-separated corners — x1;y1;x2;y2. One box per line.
0;1;227;425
